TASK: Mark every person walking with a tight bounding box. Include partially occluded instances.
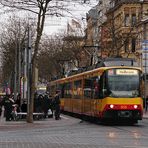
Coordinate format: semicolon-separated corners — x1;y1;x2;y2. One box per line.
2;93;14;121
34;94;43;113
43;93;50;118
146;96;148;111
49;95;54;117
21;101;27;113
54;91;61;120
15;93;21;112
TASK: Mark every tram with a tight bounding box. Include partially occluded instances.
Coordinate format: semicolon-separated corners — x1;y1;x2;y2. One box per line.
48;58;143;123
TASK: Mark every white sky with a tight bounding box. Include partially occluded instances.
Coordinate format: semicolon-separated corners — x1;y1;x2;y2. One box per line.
45;1;99;35
0;0;99;35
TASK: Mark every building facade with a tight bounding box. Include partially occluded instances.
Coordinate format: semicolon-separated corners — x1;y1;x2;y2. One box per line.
101;0;148;66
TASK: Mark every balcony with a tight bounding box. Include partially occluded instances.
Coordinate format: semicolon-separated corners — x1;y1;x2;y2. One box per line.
114;0;145;5
107;0;146;14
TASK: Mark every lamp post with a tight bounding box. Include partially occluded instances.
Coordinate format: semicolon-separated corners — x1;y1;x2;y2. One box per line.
14;20;21;101
26;25;32;122
142;21;148;112
83;45;100;66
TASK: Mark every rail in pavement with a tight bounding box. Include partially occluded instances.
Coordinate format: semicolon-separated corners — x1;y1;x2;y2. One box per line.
16;112;44;120
143;111;148;119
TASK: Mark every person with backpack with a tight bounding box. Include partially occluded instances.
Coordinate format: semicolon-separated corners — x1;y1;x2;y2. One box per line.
2;93;14;121
53;91;61;120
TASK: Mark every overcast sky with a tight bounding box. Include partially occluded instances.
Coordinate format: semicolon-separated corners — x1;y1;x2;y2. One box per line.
0;1;99;35
44;0;99;35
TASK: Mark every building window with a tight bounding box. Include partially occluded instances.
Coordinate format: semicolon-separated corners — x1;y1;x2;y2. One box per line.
124;40;129;52
99;0;102;5
124;14;129;27
131;38;136;52
98;10;102;17
131;14;136;27
109;1;115;8
82;0;90;4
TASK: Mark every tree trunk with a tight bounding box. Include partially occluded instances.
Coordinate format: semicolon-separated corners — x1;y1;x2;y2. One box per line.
26;57;36;123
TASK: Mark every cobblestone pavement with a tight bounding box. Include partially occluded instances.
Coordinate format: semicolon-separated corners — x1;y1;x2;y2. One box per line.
143;111;148;119
0;115;105;148
0;114;148;148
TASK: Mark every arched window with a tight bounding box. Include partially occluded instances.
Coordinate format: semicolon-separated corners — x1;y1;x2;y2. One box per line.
131;38;136;52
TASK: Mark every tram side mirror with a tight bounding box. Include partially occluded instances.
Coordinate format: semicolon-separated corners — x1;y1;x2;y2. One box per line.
102;89;108;96
141;74;144;80
142;74;147;81
98;76;100;80
95;76;100;83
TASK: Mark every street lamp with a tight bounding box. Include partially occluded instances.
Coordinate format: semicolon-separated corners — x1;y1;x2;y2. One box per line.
83;45;100;66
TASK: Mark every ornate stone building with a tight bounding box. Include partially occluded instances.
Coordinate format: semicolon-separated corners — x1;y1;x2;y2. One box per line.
101;0;148;67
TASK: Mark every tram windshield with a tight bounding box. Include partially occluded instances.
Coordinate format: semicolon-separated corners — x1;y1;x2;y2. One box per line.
107;69;140;98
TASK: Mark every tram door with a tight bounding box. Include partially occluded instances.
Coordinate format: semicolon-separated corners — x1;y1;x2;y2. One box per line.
83;76;100;117
83;78;92;116
92;76;100;117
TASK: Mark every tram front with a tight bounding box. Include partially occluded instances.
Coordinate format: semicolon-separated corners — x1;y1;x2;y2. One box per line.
102;68;143;122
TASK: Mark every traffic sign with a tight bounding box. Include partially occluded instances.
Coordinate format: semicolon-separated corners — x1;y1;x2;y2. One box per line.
142;40;148;43
142;41;148;51
142;40;148;73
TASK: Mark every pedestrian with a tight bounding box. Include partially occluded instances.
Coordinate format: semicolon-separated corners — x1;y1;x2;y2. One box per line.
11;104;18;121
43;93;50;118
15;93;21;112
1;93;14;121
49;95;54;117
0;104;2;117
146;96;148;111
21;101;27;113
53;90;61;120
34;94;43;113
0;95;3;116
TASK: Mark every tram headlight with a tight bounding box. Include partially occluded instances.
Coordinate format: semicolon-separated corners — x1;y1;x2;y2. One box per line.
134;105;138;109
109;104;114;109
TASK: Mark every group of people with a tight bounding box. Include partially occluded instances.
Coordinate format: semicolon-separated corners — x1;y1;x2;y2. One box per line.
34;90;61;120
0;90;61;121
0;93;26;121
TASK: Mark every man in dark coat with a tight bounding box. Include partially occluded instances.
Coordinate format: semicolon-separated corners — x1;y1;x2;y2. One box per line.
34;94;43;113
54;91;61;120
2;94;14;121
21;101;27;112
15;93;21;112
43;94;50;118
49;95;54;117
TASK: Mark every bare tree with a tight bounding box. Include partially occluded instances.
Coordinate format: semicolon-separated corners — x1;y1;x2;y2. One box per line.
38;32;83;81
0;0;93;122
0;16;35;92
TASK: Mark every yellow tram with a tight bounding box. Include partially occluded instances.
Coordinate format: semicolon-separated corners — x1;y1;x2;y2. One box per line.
48;58;143;123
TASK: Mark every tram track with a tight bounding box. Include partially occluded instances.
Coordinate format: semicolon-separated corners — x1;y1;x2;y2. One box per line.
0;115;147;148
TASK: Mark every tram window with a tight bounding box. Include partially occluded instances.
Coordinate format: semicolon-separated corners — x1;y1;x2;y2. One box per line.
64;82;72;98
99;72;107;98
59;84;65;98
73;80;82;99
84;79;93;88
84;88;92;98
50;85;56;96
84;79;93;99
92;77;100;99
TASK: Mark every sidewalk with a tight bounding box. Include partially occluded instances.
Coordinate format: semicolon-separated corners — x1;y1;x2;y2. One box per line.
0;110;147;125
143;111;148;119
0;107;47;125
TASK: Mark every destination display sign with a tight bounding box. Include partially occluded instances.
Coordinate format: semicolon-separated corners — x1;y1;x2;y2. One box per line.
116;69;138;75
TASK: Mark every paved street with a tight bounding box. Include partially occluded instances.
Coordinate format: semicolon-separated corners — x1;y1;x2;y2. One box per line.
0;113;148;148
